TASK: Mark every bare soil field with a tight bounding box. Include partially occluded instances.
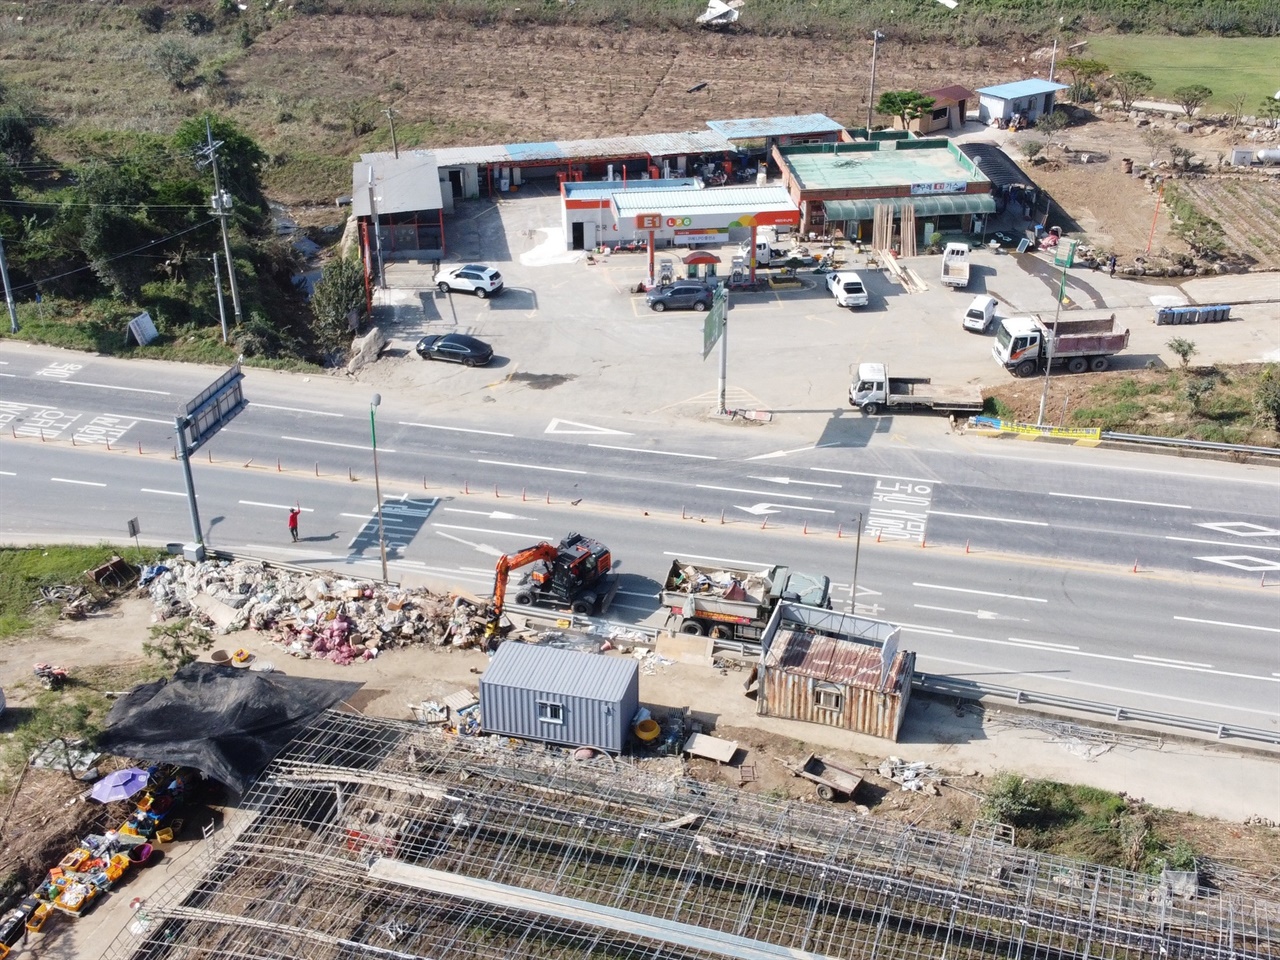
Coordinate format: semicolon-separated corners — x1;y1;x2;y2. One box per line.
1174;176;1280;266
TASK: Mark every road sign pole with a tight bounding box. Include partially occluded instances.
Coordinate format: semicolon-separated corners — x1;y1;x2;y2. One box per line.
717;310;728;416
174;416;205;551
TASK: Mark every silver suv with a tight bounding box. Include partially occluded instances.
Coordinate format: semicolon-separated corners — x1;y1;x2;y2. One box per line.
646;281;714;312
434;264;504;298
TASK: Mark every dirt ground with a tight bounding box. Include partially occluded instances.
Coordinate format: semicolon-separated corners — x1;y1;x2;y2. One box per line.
3;595;1279;905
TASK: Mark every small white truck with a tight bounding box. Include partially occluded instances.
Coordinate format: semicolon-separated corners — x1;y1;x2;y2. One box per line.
849;362;984;416
940;242;971;289
826;271;869;308
738;227;786;266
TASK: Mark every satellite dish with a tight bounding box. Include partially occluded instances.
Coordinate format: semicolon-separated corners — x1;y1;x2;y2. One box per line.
697;0;744;26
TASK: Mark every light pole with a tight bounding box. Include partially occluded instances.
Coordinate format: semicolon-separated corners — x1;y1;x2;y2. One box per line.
369;393;389;583
866;29;886;134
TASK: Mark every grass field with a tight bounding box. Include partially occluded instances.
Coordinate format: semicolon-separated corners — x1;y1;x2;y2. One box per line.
1087;36;1280;111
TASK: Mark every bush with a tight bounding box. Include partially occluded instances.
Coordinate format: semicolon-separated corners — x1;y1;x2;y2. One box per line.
1021;139;1044;160
137;5;166;33
983;773;1040;827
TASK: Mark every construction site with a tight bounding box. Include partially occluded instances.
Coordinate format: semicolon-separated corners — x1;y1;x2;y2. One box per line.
98;710;1279;960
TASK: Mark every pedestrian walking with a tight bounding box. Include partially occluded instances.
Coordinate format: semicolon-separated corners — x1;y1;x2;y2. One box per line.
288;505;301;542
1108;254;1117;277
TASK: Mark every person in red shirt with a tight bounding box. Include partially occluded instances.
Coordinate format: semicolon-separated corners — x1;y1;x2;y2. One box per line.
288;506;301;542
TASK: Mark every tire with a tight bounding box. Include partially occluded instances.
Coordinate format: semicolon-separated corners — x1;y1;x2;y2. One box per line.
1015;360;1037;378
1090;356;1109;372
679;620;706;636
1067;357;1088;374
570;599;593;615
708;625;732;641
475;288;488;299
861;402;881;416
816;785;836;801
463;358;476;367
513;593;534;606
652;301;666;312
437;282;450;293
693;301;708;312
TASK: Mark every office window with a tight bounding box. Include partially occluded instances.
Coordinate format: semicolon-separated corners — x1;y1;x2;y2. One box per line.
537;701;564;724
815;683;844;712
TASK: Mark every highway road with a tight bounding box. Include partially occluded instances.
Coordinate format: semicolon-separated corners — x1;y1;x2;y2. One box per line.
2;343;1278;735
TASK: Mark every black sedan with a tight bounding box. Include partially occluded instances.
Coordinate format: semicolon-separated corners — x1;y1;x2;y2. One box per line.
415;333;494;367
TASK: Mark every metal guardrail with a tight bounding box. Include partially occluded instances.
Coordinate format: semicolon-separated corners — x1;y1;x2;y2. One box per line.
1100;432;1280;458
914;673;1280;746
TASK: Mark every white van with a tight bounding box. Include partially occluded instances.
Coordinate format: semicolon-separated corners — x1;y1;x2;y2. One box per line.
962;295;998;332
827;271;869;308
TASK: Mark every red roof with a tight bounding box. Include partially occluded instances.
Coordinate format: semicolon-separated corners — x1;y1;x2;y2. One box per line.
763;628;911;693
682;251;721;265
923;85;978;104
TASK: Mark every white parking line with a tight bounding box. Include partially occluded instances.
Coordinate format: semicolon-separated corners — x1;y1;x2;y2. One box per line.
51;477;106;487
589;443;716;460
249;402;343;417
476;459;585;474
62;381;171;395
1173;615;1280;634
913;582;1047;602
928;510;1049;526
1133;654;1214;669
1049;491;1193;510
402;421;514;437
281;435;396;453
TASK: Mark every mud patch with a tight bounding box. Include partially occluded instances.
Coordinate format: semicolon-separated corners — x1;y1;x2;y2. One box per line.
507;372;577;390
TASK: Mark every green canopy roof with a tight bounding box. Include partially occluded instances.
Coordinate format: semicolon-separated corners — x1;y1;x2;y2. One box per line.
824;193;996;221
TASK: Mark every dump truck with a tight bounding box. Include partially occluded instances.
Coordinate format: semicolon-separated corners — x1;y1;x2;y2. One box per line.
661;559;830;646
849;362;984;416
992;313;1130;377
940;242;971;288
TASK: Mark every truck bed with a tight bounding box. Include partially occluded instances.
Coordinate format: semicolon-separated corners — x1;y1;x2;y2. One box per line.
662;562;773;619
887;379;983;411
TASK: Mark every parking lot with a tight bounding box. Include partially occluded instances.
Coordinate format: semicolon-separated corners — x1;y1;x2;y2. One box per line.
364;190;1280;439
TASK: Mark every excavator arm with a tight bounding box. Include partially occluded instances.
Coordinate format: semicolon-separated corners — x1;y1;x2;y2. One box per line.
488;542;562;635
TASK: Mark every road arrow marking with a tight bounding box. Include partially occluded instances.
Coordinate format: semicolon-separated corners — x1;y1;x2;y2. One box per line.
914;603;1023;621
443;508;533;521
744;442;839;461
747;475;842;488
435;531;505;556
545;418;631;435
735;503;836;516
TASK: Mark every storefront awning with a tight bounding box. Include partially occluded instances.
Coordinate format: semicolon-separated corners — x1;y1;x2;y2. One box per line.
824;193;996;221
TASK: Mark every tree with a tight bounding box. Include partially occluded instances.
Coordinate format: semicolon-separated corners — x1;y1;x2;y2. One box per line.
0;106;36;164
1059;57;1108;88
1140;127;1172;163
1184;376;1215;414
1258;98;1280;128
1167;337;1197;369
1172;84;1213;118
1036;109;1069;134
148;38;199;89
875;90;936;128
172;114;269;229
309;254;366;352
1111;71;1154;111
1227;92;1248;132
1253;367;1280;430
1020;139;1044;160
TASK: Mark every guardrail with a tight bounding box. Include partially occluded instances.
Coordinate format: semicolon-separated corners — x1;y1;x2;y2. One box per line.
914;673;1280;746
1100;432;1280;458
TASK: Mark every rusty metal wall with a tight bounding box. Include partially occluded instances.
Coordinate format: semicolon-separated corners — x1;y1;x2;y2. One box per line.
758;651;914;741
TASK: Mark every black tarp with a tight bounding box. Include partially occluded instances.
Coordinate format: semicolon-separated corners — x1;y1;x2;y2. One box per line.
97;662;361;793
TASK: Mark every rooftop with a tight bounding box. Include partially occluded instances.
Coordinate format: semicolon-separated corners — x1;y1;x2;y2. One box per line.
923;84;978;103
778;142;988;192
977;79;1070;100
351;154;443;217
363;129;736;168
612;184;796;219
481;642;637;701
763;627;912;692
706;113;845;140
563;177;701;199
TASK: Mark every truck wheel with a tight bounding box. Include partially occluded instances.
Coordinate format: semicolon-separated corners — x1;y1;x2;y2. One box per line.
513;593;533;605
1067;357;1088;374
1015;360;1037;378
708;625;732;640
817;785;836;801
570;599;593;615
679;620;706;636
1090;356;1109;372
861;402;880;416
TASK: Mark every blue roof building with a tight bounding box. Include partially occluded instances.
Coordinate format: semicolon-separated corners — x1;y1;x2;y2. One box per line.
977;79;1070;125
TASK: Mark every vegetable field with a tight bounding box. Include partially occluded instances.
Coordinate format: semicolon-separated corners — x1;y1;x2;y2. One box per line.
1173;177;1280;268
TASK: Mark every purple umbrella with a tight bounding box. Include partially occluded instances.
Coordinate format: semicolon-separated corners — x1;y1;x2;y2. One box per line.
91;767;149;804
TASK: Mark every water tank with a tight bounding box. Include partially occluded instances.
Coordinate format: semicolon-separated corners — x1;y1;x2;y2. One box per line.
1256;149;1280;165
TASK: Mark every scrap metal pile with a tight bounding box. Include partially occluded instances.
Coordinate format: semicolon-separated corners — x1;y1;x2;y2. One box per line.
142;558;491;664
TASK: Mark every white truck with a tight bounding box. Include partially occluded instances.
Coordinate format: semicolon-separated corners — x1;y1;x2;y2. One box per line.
849;362;984;416
826;271;869;308
737;227;810;267
992;313;1130;377
940;242;971;289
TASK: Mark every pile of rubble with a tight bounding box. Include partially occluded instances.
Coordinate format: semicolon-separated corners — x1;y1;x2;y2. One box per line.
143;558;491;664
878;756;944;794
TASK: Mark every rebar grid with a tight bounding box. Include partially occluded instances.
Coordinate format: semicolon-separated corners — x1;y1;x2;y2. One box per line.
100;711;1280;960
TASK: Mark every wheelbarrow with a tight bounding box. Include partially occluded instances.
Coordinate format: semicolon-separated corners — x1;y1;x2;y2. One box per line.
784;752;863;801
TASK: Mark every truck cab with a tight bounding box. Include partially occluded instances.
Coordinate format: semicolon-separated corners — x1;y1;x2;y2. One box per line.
849;362;887;410
991;316;1041;372
826;271;869;308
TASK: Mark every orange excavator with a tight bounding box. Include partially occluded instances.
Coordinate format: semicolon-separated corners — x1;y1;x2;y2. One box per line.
487;532;618;636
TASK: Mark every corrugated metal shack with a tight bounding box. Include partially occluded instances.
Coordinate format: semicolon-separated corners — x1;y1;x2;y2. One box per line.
756;603;914;741
480;642;640;754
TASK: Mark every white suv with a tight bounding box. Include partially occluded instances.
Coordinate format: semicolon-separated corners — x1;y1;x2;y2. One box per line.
826;271;869;308
434;264;504;298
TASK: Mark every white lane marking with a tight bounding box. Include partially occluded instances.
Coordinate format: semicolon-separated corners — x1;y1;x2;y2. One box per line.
0;470;15;476
913;582;1047;603
1134;654;1214;669
401;421;514;437
248;402;343;417
914;604;1023;621
0;373;14;377
1005;637;1080;650
696;483;813;500
616;589;656;599
340;513;376;520
928;510;1049;527
661;551;771;569
1197;521;1280;537
748;475;842;488
141;488;185;497
921;653;1280;716
435;531;505;556
239;500;314;511
1173;615;1280;634
62;381;171;395
893;621;955;633
589;443;716;460
1196;555;1280;571
51;477;106;487
736;502;835;515
443;508;532;520
281;435;396;453
745;443;840;461
545;418;630;435
1168;536;1280;552
905;626;1277;684
476;459;586;475
433;523;555;540
1049;491;1193;510
811;466;937;484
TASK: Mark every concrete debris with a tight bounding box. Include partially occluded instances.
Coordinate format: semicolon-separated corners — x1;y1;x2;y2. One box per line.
634;650;675;675
143;557;493;665
346;326;388;375
879;756;942;793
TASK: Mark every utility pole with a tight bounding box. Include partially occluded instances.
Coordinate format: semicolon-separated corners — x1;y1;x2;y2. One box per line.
1036;255;1069;426
384;108;399;159
197;119;243;330
367;165;386;290
0;236;18;334
211;252;229;344
866;30;886;134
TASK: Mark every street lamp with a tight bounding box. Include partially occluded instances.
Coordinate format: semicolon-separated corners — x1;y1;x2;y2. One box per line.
369;393;389;583
866;29;886;135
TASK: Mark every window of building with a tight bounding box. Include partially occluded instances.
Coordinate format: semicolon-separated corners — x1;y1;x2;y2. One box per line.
931;107;949;121
814;683;844;712
537;701;564;724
